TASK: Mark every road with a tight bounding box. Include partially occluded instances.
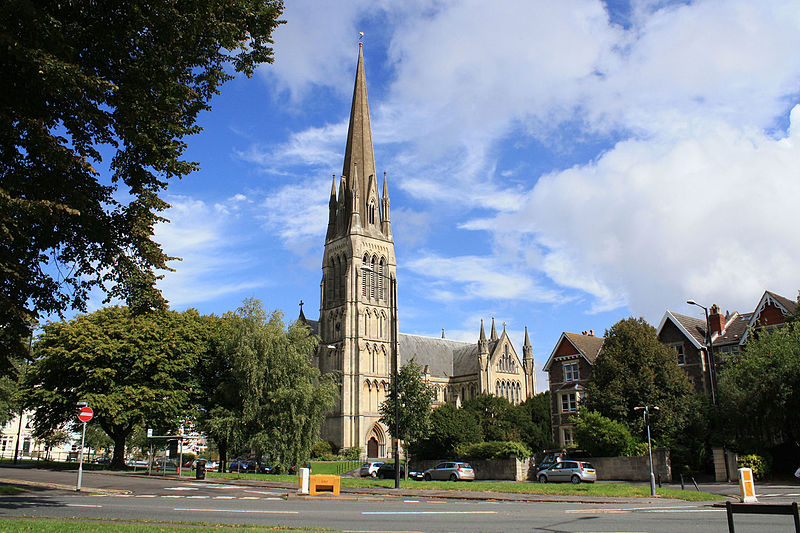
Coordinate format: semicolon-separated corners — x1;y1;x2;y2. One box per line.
1;466;799;532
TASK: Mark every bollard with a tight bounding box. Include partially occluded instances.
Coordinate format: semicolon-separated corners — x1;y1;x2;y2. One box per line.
298;467;310;495
738;467;757;503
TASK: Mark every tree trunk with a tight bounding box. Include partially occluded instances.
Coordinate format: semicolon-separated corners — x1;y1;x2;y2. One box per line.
110;430;128;469
218;441;228;473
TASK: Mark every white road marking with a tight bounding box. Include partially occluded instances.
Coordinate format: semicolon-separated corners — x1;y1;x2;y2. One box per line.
565;506;723;514
135;495;157;498
67;504;102;508
244;489;283;495
186;495;210;499
363;511;497;515
163;495;184;499
403;500;420;503
240;496;259;499
787;493;800;496
174;508;299;514
214;496;235;499
165;487;198;491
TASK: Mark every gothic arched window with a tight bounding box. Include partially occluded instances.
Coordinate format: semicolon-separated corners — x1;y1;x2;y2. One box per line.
378;258;385;300
368;200;376;224
362;254;369;298
370;255;377;299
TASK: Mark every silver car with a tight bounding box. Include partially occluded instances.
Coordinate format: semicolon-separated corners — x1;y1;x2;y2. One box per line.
537;460;596;484
359;461;383;478
423;461;475;481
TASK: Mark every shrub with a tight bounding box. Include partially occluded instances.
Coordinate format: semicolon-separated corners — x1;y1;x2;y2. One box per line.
341;447;361;460
310;440;335;460
455;440;532;460
574;409;637;457
738;454;771;480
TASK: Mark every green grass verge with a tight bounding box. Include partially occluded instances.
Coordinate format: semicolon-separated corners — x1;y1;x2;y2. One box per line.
340;478;721;500
0;518;336;532
0;485;25;495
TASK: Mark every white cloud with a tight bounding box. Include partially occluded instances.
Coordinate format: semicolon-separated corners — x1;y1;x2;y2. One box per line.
406;253;561;303
483;106;800;318
155;196;270;307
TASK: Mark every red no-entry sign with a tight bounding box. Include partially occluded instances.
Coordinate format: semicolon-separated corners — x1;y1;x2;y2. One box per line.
78;406;93;423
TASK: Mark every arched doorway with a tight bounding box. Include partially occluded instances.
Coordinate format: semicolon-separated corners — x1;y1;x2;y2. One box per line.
367;437;379;458
366;424;386;459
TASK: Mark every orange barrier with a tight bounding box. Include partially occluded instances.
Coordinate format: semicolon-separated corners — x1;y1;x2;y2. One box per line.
307;474;340;495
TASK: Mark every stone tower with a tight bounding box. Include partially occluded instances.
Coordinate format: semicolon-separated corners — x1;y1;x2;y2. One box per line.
317;43;397;456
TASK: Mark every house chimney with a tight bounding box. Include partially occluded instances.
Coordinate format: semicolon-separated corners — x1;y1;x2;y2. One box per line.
589;329;594;336
709;304;725;335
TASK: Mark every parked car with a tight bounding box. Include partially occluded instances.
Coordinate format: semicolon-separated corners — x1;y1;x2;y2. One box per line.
537;460;596;484
227;459;256;473
126;459;148;468
359;462;384;478
408;470;425;481
376;463;405;479
423;461;475;481
92;456;111;464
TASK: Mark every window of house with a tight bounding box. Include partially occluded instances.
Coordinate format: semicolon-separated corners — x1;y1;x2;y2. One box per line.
562;427;575;446
672;344;685;365
564;362;579;382
561;392;577;412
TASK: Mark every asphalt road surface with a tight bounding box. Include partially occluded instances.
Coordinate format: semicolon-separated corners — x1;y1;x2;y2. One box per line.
1;466;799;532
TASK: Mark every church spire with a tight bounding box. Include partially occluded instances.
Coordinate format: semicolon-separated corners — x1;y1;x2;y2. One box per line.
342;42;376;227
381;171;392;237
490;317;498;341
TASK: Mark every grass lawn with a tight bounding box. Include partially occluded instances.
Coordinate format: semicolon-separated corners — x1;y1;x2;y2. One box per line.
0;518;336;532
340;478;721;501
0;485;24;495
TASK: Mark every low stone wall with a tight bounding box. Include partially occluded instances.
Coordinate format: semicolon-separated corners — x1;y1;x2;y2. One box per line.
411;457;534;481
588;448;671;481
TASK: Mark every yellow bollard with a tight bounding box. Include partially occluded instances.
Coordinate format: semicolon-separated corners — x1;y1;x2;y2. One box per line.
738;467;757;503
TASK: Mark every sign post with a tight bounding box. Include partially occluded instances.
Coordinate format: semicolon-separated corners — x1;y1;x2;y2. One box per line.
76;405;93;491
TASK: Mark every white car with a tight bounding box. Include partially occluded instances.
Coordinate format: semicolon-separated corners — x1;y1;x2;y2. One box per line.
359;462;384;477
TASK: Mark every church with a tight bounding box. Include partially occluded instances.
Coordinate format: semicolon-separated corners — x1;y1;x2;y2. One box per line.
302;44;536;458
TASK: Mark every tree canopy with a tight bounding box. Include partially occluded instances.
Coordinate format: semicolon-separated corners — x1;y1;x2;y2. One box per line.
197;299;338;469
21;306;213;467
380;359;435;444
0;0;284;364
584;318;699;436
719;323;800;452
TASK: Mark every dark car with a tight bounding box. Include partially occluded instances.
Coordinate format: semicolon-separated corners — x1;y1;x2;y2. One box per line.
227;459;255;473
376;463;405;479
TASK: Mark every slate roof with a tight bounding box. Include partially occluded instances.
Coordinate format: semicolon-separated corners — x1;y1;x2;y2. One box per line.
398;333;478;378
766;290;798;314
562;332;604;363
669;312;707;346
668;311;752;347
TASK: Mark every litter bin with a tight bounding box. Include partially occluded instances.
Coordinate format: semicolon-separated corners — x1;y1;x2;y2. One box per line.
195;460;206;480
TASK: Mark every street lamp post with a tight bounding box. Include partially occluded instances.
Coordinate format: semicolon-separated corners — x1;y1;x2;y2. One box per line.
362;264;400;489
634;405;659;497
687;299;730;483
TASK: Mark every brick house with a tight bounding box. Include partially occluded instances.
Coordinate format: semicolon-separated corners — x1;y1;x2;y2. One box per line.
656;290;798;394
542;331;605;447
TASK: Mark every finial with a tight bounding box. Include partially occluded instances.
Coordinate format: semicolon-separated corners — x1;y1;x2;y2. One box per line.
359;32;364;44
441;328;445;339
299;300;304;311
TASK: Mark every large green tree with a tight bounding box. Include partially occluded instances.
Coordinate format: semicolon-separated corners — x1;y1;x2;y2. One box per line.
462;394;517;442
206;299;338;469
21;306;213;468
719;324;800;452
509;392;554;453
583;317;703;463
409;403;482;459
0;0;284;365
380;360;436;444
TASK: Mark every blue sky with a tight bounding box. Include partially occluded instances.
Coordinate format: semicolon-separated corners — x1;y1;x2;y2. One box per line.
142;0;800;388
